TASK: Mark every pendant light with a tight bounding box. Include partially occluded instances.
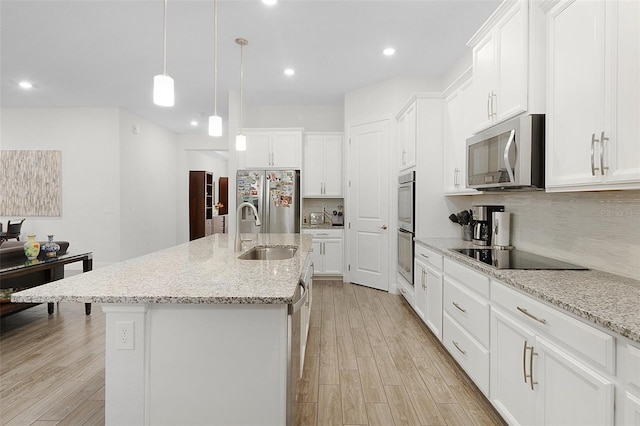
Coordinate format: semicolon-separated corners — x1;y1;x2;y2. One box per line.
153;0;174;107
235;38;248;151
208;0;222;136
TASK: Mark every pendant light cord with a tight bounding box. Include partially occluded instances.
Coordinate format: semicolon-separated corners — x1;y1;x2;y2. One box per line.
162;0;168;75
213;0;218;115
239;42;243;133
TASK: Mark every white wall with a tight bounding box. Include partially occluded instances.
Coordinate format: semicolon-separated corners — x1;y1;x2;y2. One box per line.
245;105;344;131
344;76;442;125
1;108;122;267
119;110;179;260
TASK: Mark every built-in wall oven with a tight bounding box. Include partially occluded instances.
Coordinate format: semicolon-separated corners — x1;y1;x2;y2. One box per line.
398;171;415;286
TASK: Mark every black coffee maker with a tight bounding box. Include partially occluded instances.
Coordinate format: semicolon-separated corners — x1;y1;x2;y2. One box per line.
471;205;505;246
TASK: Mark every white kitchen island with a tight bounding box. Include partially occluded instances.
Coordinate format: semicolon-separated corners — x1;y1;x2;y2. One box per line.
11;233;313;426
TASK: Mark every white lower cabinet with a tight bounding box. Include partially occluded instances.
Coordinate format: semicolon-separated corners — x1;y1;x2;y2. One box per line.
414;244;444;340
622;343;640;425
442;258;491;395
302;229;343;276
491;281;614;426
413;249;638;425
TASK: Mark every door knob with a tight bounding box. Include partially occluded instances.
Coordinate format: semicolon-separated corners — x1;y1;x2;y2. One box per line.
381;225;388;230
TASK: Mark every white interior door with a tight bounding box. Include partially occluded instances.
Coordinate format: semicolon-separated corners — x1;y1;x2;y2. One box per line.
347;118;390;291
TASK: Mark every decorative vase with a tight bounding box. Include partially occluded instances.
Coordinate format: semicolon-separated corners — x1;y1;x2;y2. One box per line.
23;235;40;260
41;235;61;258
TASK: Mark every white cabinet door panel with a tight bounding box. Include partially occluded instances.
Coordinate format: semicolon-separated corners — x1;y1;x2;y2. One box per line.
496;1;527;122
272;133;301;168
490;308;536;426
322;239;343;275
607;0;640;185
546;0;606;187
425;265;443;340
626;392;640;426
473;34;496;131
245;133;272;168
323;136;343;196
536;337;614;426
303;136;324;195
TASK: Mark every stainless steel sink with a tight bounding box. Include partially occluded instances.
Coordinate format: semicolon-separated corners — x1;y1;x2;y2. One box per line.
237;245;298;260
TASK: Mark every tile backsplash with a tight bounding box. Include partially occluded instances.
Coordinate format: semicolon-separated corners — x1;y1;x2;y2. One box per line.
471;190;640;280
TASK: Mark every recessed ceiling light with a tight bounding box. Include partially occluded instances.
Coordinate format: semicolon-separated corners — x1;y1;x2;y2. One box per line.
190;120;199;126
284;68;295;76
18;81;33;89
383;47;396;56
262;0;277;5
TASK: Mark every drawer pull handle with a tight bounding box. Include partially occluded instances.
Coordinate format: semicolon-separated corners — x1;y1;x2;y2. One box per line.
420;253;429;259
517;306;546;324
452;341;466;355
452;301;466;313
317;233;329;236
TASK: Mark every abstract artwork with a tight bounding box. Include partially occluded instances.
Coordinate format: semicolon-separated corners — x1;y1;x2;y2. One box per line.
0;150;62;216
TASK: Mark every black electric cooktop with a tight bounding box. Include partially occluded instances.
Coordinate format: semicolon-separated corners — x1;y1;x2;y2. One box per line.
450;248;588;270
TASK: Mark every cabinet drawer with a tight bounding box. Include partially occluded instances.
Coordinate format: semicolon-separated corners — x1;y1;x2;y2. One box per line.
444;258;490;299
443;313;489;395
492;280;615;374
415;244;443;271
444;277;490;348
302;229;343;239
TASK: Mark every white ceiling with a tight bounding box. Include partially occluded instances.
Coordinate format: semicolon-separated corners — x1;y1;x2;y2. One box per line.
1;0;501;135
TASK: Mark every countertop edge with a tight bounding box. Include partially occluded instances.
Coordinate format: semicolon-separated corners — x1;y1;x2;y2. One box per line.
415;237;640;344
11;234;313;306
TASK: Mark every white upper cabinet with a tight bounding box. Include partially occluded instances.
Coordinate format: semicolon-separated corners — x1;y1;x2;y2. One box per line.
397;101;417;171
443;72;477;194
545;0;640;191
468;0;545;133
303;133;343;197
242;130;302;169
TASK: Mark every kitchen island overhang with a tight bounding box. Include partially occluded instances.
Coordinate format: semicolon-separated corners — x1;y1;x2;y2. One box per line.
12;233;314;426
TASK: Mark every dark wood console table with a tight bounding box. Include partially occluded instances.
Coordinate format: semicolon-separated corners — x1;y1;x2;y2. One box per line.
0;252;93;317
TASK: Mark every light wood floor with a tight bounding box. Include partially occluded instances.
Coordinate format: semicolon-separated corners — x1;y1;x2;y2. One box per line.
0;281;505;425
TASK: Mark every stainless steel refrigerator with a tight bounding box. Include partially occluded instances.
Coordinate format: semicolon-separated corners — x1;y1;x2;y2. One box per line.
236;170;300;234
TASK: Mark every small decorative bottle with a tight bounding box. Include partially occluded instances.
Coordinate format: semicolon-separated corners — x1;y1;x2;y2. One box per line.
23;235;41;260
41;235;61;258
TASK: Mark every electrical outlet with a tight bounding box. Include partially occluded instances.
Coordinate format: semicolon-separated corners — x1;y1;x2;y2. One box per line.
116;320;134;350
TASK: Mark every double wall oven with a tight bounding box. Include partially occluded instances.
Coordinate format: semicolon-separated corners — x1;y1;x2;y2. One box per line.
398;171;415;286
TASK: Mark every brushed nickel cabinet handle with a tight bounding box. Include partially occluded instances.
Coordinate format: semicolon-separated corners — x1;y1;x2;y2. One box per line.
600;131;609;175
452;301;467;313
420;253;429;259
529;344;538;391
453;341;466;355
517;306;546;324
591;133;599;176
523;340;528;384
487;92;492;120
491;91;497;117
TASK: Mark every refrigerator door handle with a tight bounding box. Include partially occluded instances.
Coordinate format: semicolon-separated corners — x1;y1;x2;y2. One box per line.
262;172;269;234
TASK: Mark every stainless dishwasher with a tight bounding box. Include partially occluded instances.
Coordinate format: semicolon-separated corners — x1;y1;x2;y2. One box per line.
287;259;311;425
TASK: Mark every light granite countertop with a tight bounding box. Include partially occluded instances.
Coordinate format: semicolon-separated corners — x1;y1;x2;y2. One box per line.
415;237;640;344
11;233;313;305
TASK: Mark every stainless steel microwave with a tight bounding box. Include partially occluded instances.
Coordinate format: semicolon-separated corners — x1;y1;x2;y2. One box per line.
466;114;545;190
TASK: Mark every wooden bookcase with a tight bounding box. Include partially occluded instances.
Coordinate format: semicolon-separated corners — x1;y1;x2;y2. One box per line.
189;171;214;241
